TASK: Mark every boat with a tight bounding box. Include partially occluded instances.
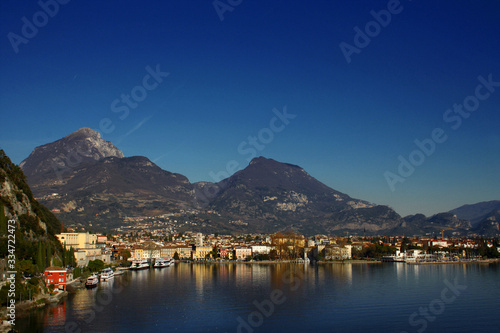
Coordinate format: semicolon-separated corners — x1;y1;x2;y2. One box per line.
85;274;99;288
130;259;150;270
381;250;406;262
100;268;114;281
154;258;173;268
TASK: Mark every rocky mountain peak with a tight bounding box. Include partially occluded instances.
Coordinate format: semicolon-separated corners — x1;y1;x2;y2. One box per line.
20;127;124;180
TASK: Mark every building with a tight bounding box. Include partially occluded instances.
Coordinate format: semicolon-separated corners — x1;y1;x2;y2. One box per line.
176;246;193;260
56;232;111;267
75;248;112;267
234;247;252;260
160;246;177;258
96;235;108;247
44;267;67;291
322;245;352;260
431;240;450;248
193;246;212;260
56;232;97;250
132;246;144;259
196;233;204;247
251;245;271;255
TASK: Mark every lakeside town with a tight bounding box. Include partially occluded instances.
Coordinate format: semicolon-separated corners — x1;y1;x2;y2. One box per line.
1;227;499;332
2;228;499;291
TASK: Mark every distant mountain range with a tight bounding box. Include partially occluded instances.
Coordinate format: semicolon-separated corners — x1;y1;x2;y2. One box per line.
17;127;499;236
449;201;500;226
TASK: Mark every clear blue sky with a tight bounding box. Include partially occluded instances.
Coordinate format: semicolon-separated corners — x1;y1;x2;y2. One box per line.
1;0;499;217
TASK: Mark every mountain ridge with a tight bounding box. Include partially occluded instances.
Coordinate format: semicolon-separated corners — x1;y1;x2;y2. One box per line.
17;127;499;236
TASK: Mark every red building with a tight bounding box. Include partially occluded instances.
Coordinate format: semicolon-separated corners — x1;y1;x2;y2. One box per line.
44;267;67;291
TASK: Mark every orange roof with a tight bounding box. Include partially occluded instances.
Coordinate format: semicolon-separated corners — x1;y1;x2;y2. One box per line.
44;266;66;272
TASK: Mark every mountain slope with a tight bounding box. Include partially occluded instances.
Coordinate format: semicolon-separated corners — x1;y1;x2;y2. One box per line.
449;201;500;226
472;210;500;236
394;212;472;237
20;127;124;186
19;129;495;236
20;128;197;228
0;149;63;267
202;157;403;234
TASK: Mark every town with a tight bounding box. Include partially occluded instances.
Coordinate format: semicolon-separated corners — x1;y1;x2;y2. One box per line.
1;227;498;315
44;229;500;286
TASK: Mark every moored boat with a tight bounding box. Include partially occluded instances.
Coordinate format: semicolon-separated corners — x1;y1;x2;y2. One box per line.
154;258;173;268
85;274;99;288
100;268;114;281
130;259;150;270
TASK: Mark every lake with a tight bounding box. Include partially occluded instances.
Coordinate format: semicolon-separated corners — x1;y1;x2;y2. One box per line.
17;262;500;332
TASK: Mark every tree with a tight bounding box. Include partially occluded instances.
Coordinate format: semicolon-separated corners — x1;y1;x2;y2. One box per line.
45;243;52;267
37;242;46;272
88;259;105;272
210;246;219;259
18;259;36;275
173;252;180;261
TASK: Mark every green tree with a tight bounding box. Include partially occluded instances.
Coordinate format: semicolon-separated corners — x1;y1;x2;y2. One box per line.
88;259;105;272
210;246;219;259
73;266;82;278
45;243;52;267
37;242;46;272
18;259;36;275
173;252;180;261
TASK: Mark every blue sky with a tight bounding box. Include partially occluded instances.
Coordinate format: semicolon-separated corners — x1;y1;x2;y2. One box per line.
1;0;499;217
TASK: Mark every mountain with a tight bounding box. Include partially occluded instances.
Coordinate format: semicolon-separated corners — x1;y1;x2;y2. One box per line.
393;212;472;237
20;127;124;183
19;128;494;236
20;128;197;229
198;157;403;235
472;210;500;236
0;149;63;268
449;201;500;226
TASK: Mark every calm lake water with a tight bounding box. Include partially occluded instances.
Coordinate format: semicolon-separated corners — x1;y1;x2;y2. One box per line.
18;262;500;332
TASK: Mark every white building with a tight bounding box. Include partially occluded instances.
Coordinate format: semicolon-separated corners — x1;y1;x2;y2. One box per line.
251;245;271;255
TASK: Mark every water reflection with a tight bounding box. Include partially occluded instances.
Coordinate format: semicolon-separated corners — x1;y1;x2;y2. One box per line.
44;300;66;326
16;262;500;332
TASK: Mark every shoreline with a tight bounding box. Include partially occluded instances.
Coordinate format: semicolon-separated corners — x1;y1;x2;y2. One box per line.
0;278;86;329
181;259;383;264
406;258;500;265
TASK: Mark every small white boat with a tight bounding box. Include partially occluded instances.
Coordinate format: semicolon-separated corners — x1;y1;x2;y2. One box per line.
100;268;114;281
154;258;173;268
130;259;150;270
85;274;99;288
